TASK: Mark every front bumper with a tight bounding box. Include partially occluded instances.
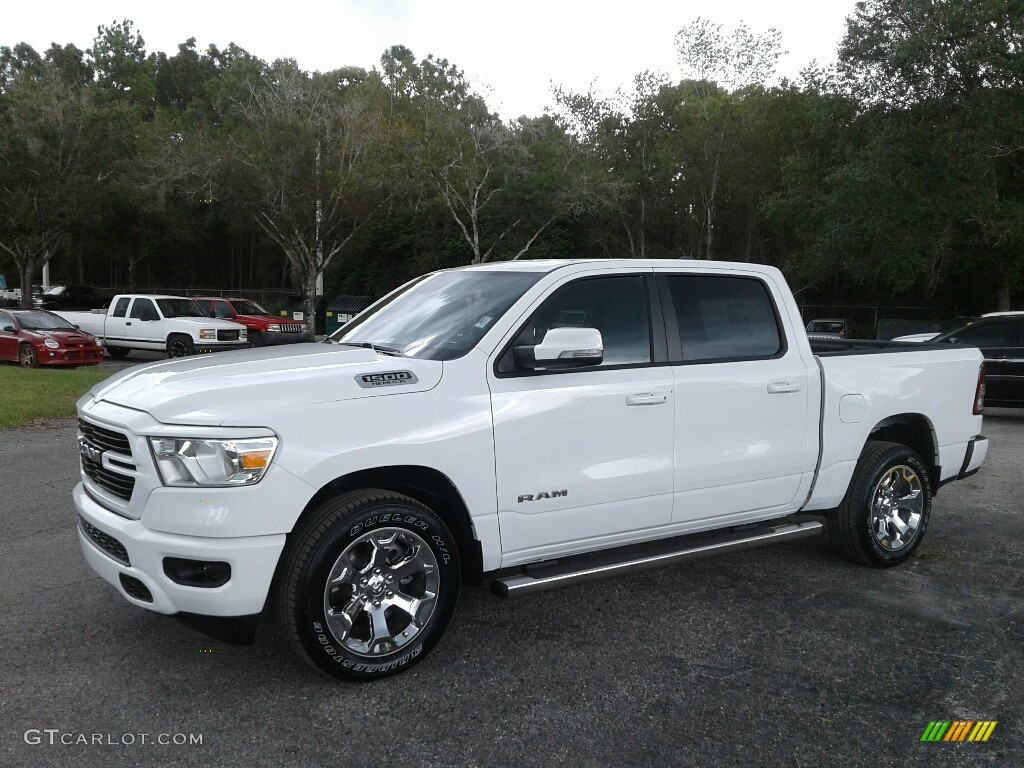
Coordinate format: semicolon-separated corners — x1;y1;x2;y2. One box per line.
39;348;104;365
74;482;285;616
261;330;314;345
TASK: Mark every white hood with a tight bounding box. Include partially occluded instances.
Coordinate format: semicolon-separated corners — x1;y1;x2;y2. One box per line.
86;344;442;426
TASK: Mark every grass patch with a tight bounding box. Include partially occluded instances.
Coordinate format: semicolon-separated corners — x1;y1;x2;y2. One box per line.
0;365;111;428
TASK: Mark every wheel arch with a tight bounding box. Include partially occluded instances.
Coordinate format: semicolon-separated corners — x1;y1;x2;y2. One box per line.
867;413;939;493
289;465;484;585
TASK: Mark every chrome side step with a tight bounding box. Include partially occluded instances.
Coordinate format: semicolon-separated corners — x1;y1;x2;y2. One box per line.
491;520;823;598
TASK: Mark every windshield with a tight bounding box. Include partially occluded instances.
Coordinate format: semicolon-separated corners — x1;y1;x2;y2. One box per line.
231;300;268;316
156;298;207;318
17;311;75;331
332;270;543;361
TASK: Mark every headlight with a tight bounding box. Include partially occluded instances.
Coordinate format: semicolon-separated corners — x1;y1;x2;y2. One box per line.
148;437;278;487
267;324;280;332
200;329;216;340
44;338;59;349
95;339;103;347
239;329;247;339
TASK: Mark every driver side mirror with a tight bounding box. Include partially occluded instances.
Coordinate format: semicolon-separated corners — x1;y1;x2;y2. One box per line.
2;325;14;333
513;327;604;370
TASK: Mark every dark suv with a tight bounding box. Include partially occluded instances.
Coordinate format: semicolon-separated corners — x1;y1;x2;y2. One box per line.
933;312;1024;408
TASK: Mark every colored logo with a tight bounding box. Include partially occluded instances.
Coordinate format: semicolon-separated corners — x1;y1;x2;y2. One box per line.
920;721;997;742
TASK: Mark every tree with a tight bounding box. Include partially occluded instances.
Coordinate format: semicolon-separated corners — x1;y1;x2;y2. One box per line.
220;60;392;332
384;47;602;264
838;0;1024;308
674;18;783;259
0;60;97;305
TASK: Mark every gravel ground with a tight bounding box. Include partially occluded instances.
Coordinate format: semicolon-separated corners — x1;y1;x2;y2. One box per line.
1;411;1021;768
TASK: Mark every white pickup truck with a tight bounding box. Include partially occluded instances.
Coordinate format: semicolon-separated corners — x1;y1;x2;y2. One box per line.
58;294;248;358
73;260;988;680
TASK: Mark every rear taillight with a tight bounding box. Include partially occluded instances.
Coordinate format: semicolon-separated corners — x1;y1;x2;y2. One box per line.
973;364;985;415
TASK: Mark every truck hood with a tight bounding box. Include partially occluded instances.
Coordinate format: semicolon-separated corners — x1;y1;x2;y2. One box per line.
86;344;442;426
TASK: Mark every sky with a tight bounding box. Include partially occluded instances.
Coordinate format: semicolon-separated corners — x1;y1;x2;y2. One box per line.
5;0;857;117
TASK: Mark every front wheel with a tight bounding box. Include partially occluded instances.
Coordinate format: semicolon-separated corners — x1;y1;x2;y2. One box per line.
19;344;38;368
166;334;194;358
276;490;461;681
827;441;932;567
248;331;264;348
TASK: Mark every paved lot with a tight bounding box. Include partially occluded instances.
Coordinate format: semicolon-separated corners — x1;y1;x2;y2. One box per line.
1;410;1021;768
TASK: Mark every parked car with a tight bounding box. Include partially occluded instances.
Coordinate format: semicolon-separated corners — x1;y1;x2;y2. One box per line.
0;308;103;367
927;312;1024;407
891;331;942;343
805;318;853;339
192;297;312;347
74;259;986;681
56;295;248;358
36;285;108;312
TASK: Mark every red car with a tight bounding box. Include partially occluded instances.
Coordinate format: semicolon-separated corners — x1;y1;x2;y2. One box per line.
192;297;312;347
0;308;104;367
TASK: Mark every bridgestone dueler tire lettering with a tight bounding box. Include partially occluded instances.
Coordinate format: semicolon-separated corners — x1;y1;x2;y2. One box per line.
826;440;932;567
276;489;461;682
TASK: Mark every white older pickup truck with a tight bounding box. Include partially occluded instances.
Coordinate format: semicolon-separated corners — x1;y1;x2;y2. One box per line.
73;260;988;680
57;294;247;358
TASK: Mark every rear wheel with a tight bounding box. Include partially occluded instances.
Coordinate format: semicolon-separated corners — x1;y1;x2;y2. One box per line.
105;346;130;359
166;334;194;358
827;440;932;567
18;344;38;368
276;490;461;681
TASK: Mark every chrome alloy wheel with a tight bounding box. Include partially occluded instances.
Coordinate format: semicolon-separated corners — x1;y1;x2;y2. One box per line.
870;465;924;552
322;527;439;658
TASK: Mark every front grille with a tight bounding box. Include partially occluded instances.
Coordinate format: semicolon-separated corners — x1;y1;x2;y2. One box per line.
281;324;303;333
81;456;135;500
78;419;135;501
217;329;239;341
79;516;130;565
119;575;153;602
78;420;132;455
65;352;80;360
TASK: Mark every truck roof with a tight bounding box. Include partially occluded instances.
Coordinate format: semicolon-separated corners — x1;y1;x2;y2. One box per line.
455;258;778;274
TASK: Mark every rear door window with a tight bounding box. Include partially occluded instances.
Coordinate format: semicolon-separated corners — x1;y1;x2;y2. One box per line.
112;297;130;318
664;275;784;363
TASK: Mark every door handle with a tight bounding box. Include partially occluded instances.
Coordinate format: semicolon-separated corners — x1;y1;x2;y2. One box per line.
767;381;802;394
126;321;132;326
626;392;669;406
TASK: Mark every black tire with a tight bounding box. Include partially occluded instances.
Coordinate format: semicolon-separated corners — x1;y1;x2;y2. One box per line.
166;334;194;358
18;344;38;368
276;490;460;681
827;440;932;567
106;346;130;359
248;331;264;348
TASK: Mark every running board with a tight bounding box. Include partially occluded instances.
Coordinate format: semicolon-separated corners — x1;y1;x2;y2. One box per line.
491;520;823;598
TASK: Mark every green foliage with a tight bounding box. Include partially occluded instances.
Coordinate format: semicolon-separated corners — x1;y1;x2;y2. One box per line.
0;8;1021;320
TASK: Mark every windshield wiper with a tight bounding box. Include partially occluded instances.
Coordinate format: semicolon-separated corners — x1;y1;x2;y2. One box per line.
333;341;407;357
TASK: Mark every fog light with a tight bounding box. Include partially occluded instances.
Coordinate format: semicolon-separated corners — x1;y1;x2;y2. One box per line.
163;558;231;588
